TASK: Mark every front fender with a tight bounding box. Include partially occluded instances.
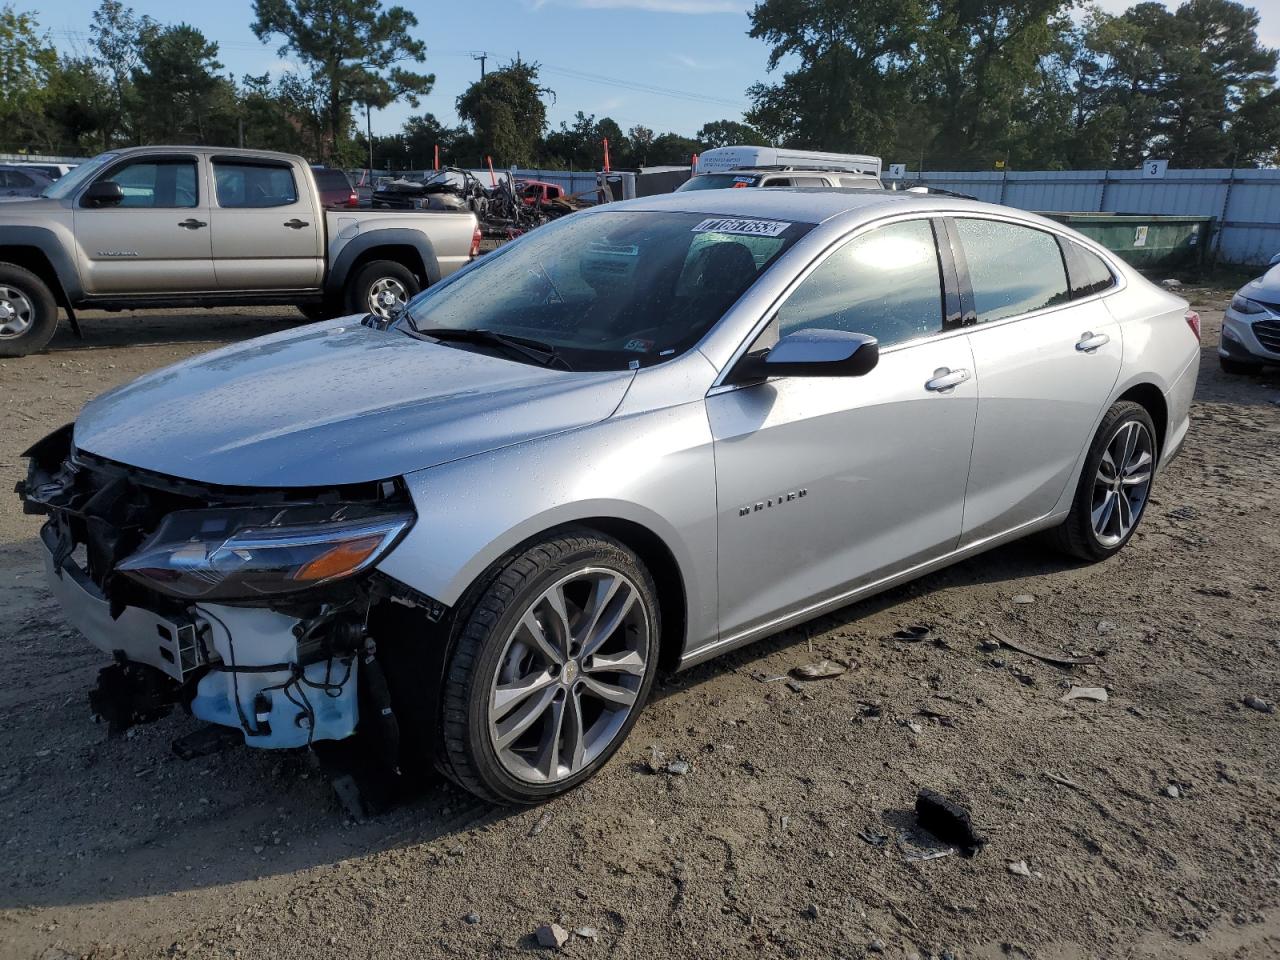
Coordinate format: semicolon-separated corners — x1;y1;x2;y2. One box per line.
375;402;719;659
0;223;83;302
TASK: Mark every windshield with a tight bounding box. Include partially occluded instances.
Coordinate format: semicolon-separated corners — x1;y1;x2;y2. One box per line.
403;210;810;371
677;173;762;192
42;152;118;199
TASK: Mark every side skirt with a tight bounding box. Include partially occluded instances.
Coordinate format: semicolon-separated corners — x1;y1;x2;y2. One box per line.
678;511;1066;671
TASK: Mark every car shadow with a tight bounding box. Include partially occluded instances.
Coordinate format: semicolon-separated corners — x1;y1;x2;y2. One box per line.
0;530;1072;911
41;309;302;353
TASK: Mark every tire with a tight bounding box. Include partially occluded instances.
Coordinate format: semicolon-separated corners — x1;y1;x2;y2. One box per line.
438;530;661;804
345;260;419;320
0;263;59;357
1050;401;1158;562
1219;356;1262;375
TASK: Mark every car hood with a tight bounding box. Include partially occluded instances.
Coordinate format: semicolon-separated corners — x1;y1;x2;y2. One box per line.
73;319;635;487
1240;264;1280;306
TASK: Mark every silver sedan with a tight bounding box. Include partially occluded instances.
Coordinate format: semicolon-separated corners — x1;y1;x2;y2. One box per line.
20;189;1200;804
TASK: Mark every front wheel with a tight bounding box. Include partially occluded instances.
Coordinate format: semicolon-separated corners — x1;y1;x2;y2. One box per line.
438;531;660;804
1050;401;1158;562
346;260;419;320
0;264;59;357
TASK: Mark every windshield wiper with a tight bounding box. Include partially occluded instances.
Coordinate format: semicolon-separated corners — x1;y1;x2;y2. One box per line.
414;326;573;371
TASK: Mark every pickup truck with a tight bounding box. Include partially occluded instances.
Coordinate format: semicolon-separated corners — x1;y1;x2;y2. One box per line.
0;146;481;356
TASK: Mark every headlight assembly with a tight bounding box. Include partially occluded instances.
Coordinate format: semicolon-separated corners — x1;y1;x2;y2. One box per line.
1230;293;1266;315
116;504;413;600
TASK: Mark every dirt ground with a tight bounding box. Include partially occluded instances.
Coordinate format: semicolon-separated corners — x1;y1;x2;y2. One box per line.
0;295;1277;960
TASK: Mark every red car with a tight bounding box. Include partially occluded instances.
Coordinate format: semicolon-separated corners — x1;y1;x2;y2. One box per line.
312;167;359;208
518;180;565;206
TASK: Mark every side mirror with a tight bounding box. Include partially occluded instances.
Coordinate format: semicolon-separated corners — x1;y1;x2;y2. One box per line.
728;329;879;383
82;180;124;208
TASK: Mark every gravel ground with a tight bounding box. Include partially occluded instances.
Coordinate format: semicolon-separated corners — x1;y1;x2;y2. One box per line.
0;296;1277;960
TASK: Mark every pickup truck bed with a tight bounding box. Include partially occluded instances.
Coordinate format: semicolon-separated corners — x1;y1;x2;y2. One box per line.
0;146;480;356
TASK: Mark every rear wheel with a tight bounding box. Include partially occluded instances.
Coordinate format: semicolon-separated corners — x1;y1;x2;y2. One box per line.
438;531;660;804
1219;356;1262;375
0;264;58;357
346;260;419;321
1051;401;1158;562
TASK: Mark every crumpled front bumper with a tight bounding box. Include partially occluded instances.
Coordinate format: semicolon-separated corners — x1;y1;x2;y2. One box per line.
39;522;359;749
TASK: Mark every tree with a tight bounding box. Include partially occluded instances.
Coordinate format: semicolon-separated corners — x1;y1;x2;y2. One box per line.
456;58;552;166
132;24;232;143
0;4;58;149
251;0;434;162
697;118;764;148
90;0;156;144
745;0;923;154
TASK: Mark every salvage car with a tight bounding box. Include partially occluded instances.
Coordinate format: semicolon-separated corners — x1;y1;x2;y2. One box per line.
0;146;480;356
1218;254;1280;373
19;189;1199;805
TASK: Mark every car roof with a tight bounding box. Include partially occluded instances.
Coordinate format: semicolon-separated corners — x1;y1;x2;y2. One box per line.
612;186;1023;226
0;164;51;178
699;167;877;178
107;145;304;164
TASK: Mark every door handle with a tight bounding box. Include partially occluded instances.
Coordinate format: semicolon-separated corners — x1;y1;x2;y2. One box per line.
925;367;971;392
1076;331;1110;353
283;219;310;229
177;218;207;229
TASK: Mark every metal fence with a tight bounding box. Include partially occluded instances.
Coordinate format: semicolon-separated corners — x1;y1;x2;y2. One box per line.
883;168;1280;268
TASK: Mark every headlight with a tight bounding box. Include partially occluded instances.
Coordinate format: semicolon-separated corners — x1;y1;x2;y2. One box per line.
117;504;413;600
1230;293;1266;315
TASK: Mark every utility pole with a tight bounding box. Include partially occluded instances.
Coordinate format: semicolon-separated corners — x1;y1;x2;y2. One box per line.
366;102;374;173
472;51;488;79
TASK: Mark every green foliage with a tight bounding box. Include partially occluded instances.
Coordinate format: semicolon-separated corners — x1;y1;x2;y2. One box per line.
456;59;552;166
132;25;233;144
251;0;434;161
697;119;765;149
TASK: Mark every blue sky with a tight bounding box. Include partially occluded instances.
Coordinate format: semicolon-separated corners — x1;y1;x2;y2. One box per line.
37;0;1280;140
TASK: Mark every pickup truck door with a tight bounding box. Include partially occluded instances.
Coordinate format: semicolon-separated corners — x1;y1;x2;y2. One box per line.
208;157;324;290
73;153;215;294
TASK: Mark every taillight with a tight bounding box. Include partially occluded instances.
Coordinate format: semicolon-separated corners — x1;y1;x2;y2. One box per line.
469;226;482;258
347;191;358;207
1185;310;1201;341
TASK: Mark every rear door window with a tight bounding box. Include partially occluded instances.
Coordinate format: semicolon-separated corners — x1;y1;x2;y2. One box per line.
214;161;300;208
954;218;1070;323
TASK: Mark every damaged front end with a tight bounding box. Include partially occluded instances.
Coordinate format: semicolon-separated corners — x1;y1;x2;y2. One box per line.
17;425;437;764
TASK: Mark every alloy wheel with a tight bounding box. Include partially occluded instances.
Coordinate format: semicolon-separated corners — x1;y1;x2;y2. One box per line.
1091;420;1155;547
487;567;650;785
0;285;34;339
367;277;408;319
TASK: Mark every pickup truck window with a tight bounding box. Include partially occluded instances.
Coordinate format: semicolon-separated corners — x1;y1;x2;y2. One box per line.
43;152;117;199
214;161;300;208
111;158;198;208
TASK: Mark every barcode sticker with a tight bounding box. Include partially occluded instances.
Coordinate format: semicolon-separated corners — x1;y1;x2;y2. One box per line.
692;218;791;238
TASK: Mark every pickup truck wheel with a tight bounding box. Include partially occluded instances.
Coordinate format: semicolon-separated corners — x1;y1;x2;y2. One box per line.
0;264;58;357
348;260;419;320
438;531;660;804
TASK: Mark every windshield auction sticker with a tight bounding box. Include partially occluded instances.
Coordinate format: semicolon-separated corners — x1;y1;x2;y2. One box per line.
692;218;791;238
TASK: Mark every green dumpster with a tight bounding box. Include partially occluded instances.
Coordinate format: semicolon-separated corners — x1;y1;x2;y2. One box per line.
1037;213;1215;269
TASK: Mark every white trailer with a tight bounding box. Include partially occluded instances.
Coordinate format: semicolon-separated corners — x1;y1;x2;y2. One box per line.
695;145;882;178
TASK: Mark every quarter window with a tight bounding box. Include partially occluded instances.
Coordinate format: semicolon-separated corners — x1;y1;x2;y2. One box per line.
1060;239;1116;299
214;161;299;208
954;218;1070;323
101;158;198;208
772;218;944;349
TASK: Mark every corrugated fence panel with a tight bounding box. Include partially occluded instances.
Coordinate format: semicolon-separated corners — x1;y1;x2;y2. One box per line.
884;168;1280;267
